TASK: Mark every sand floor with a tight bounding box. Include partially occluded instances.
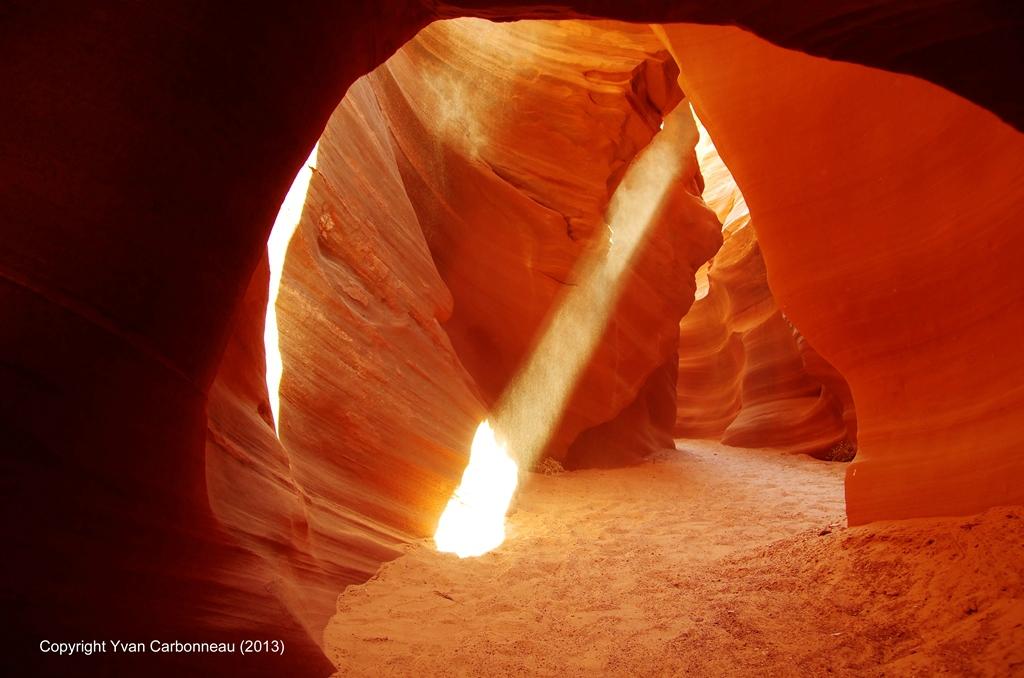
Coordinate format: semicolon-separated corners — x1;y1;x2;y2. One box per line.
324;440;1024;676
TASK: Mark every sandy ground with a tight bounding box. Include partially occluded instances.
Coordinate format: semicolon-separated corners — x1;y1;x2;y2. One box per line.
324;440;1024;676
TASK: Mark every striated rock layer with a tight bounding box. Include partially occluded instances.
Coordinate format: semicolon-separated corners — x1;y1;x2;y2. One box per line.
206;77;485;647
659;24;1024;524
675;116;854;458
276;76;484;569
368;19;720;467
206;255;346;653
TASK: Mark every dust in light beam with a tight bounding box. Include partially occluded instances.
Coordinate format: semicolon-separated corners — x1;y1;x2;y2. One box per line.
435;103;700;557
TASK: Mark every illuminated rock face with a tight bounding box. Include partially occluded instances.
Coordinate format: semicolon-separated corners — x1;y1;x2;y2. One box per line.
276;77;484;555
205;255;347;650
675;118;853;457
369;19;720;466
659;24;1024;524
200;19;722;671
675;277;744;438
206;77;485;641
678;230;851;457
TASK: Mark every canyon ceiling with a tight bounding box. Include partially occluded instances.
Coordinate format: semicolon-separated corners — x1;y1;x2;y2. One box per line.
3;1;1022;676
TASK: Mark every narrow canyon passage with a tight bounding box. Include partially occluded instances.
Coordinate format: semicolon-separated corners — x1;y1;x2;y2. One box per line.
324;443;1023;675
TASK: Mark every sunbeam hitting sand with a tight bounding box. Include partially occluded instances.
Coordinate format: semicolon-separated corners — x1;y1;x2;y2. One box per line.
434;421;520;558
326;441;1024;676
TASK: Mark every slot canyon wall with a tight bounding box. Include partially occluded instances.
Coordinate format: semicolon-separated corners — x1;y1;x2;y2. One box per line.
675;124;856;457
365;19;719;467
205;74;486;652
657;23;1024;524
3;1;1021;675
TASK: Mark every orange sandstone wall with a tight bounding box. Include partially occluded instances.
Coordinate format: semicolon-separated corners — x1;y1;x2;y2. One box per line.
675;118;852;457
675;280;744;438
722;308;848;455
676;226;852;457
205;78;485;648
368;20;721;465
659;24;1024;523
202;22;723;668
205;255;348;652
276;78;483;550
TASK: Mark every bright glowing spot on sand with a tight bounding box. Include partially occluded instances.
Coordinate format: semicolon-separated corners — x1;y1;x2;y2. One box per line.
264;143;318;433
435;421;520;558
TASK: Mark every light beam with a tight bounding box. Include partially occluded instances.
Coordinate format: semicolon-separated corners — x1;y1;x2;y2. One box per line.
436;104;701;556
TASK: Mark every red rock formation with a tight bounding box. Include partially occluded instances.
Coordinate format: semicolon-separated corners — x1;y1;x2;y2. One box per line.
440;2;1024;134
659;23;1024;523
797;334;858;444
368;19;720;466
721;310;847;455
674;117;853;458
3;8;425;672
206;77;487;649
678;228;852;456
675;282;745;438
206;255;347;656
202;21;722;664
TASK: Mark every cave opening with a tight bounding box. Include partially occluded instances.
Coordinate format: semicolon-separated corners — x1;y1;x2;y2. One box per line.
6;2;1020;675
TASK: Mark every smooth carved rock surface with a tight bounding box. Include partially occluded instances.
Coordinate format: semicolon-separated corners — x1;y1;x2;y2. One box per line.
276;77;484;568
675;119;853;458
659;23;1024;524
369;19;720;466
205;255;347;651
206;78;485;652
677;228;852;457
204;20;720;657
